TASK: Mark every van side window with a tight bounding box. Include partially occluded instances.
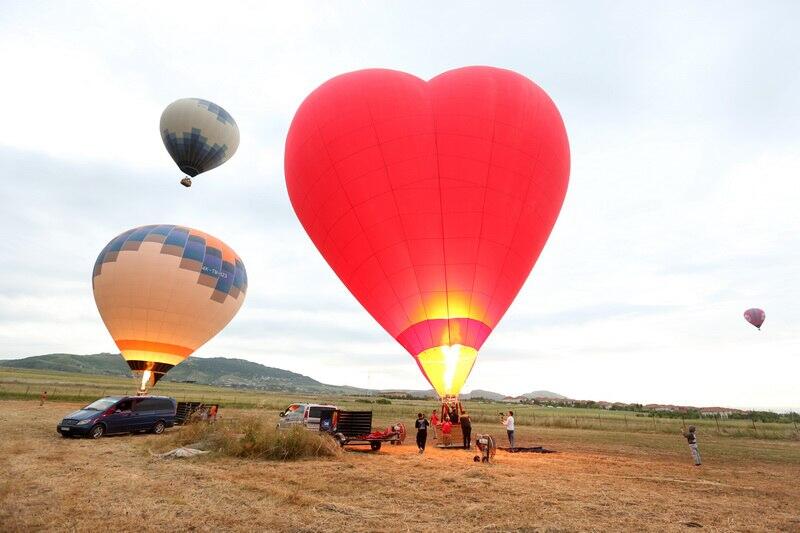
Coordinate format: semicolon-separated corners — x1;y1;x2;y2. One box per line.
135;399;158;411
116;400;132;412
309;407;322;418
156;399;174;411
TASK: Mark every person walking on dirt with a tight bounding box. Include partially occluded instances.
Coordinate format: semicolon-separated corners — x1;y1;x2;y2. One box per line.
682;425;702;466
39;390;47;406
430;410;439;440
460;411;472;449
415;413;430;454
501;411;515;448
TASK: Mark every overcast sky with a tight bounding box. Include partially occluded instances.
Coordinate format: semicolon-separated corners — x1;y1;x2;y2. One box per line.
1;2;798;410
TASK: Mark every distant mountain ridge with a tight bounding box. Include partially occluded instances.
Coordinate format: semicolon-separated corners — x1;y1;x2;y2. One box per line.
462;389;507;401
522;390;568;400
0;353;566;400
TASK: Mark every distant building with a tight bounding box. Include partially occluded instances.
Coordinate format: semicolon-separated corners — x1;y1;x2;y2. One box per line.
699;407;746;418
644;404;690;413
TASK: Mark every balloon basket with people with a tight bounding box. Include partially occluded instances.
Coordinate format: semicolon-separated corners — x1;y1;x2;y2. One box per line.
433;397;474;450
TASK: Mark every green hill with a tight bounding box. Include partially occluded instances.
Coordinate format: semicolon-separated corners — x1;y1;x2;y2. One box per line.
0;353;366;394
0;353;131;375
0;353;566;399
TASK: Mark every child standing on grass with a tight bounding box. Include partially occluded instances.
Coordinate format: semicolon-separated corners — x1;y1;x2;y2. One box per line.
682;425;702;466
414;413;430;454
39;390;47;406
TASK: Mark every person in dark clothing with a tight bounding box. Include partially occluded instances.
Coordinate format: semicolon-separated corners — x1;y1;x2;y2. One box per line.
449;405;459;425
460;411;472;449
682;425;701;466
414;412;430;454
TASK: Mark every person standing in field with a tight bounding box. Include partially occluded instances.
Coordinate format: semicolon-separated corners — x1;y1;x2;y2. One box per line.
501;411;515;448
682;425;702;466
441;415;453;446
460;411;472;449
414;412;430;454
39;390;47;406
430;410;439;440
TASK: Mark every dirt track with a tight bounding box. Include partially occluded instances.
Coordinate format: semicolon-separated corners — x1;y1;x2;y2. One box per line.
1;401;799;532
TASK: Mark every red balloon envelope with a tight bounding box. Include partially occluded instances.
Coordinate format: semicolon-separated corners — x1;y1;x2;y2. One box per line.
744;308;765;330
285;67;570;398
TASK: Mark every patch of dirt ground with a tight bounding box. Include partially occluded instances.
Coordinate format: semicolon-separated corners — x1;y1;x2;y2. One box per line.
1;401;799;532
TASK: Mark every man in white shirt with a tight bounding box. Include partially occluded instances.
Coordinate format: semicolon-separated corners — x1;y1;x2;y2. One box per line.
501;411;515;448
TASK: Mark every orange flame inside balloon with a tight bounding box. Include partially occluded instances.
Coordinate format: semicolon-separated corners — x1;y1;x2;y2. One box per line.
139;370;153;394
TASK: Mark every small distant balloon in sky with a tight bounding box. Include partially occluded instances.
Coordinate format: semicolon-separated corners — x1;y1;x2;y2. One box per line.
743;308;765;330
160;98;239;187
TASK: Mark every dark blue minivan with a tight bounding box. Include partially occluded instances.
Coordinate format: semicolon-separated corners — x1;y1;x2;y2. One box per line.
57;396;176;439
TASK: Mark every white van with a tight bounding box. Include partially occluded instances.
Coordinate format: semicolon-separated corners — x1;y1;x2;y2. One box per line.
277;403;338;431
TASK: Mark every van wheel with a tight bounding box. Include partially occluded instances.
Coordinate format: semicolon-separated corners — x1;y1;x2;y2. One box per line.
89;425;105;439
151;421;166;435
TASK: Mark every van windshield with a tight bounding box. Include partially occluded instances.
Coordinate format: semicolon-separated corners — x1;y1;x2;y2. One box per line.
83;398;118;411
283;404;302;416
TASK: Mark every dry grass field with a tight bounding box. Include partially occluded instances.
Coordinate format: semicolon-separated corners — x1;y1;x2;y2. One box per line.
1;400;799;532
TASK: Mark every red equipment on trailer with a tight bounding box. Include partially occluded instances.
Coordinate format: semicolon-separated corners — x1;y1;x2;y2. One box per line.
320;409;406;451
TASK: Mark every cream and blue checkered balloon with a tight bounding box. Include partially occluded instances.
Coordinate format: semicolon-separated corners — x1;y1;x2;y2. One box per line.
160;98;239;178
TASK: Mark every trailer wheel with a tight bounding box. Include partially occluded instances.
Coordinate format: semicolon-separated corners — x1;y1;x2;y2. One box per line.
370;441;381;451
334;433;347;447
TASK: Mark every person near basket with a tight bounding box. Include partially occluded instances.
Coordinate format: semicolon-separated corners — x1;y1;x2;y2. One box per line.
430;410;439;440
460;411;472;449
441;415;453;446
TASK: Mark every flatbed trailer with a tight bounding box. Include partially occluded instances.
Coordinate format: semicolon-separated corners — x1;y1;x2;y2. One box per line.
320;409;405;451
334;431;404;451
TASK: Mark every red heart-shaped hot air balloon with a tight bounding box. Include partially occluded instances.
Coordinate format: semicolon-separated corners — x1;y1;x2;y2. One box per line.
285;67;569;398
